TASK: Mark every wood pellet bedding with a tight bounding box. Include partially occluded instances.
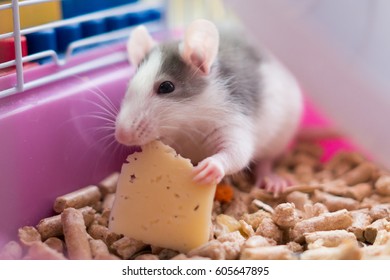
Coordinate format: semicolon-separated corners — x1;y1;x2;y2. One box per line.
1;140;390;260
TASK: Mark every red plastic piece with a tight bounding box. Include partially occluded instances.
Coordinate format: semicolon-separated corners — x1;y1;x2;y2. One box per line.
0;36;28;63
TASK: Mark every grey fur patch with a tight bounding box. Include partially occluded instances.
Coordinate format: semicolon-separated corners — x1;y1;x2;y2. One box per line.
156;42;208;100
136;29;262;116
216;31;262;116
137;50;152;69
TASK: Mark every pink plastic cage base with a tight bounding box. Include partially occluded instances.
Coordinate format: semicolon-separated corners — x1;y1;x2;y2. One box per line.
0;42;133;246
300;97;359;162
0;39;363;249
0;93;359;248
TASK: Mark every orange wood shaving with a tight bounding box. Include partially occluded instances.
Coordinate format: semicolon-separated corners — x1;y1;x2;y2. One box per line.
214;183;234;203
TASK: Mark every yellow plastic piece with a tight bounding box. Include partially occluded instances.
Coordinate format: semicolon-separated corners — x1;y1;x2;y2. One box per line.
0;0;62;34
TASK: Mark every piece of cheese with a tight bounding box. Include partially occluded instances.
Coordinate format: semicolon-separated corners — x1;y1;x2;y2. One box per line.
109;140;217;253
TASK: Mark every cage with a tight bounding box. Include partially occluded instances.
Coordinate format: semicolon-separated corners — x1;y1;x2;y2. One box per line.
1;0;389;258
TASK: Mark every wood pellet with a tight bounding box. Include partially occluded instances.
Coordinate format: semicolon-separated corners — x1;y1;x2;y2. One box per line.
1;140;390;260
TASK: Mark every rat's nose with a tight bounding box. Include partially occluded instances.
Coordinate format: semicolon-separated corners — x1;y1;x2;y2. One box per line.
115;126;134;146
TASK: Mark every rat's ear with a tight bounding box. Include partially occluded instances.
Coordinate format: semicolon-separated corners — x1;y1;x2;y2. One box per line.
127;25;156;66
179;19;219;75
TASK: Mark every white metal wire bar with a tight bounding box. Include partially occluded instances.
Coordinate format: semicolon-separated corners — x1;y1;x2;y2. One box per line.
0;22;161;69
0;0;163;40
0;0;58;11
0;0;164;98
0;51;128;99
0;50;60;68
63;22;161;62
0;25;162;99
11;0;24;92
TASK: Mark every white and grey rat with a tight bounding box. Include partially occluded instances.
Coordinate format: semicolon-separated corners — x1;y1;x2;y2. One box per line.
115;19;303;195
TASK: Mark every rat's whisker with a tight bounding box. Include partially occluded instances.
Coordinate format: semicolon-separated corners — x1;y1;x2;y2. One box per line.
159;124;201;147
91;86;119;115
71;74;119;116
91;125;116;134
83;99;117;120
83;113;116;124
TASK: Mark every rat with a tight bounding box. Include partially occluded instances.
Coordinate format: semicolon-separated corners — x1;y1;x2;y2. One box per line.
115;19;303;195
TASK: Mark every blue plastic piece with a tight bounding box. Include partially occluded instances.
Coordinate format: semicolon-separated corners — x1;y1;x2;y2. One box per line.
81;19;106;38
126;8;162;26
61;0;104;18
106;0;138;8
106;14;128;31
126;11;148;26
146;8;163;21
61;0;138;19
26;28;57;54
55;24;82;53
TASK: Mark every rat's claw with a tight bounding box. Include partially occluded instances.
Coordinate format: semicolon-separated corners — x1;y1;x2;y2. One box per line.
193;157;225;185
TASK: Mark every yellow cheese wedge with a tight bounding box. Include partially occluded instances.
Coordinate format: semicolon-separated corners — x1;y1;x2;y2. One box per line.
109;140;217;253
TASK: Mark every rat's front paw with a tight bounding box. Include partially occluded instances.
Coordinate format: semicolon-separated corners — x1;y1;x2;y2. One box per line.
193;157;225;185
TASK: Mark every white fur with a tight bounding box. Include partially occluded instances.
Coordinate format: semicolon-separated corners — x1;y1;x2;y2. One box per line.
116;21;303;178
179;19;220;74
127;25;156;66
167;54;303;173
156;80;228;163
158;71;258;174
253;56;303;160
129;50;161;98
115;49;162;145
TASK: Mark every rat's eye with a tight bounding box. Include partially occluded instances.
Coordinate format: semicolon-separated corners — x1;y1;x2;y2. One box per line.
157;81;175;94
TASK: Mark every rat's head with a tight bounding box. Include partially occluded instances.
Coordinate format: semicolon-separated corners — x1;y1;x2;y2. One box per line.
115;19;220;146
